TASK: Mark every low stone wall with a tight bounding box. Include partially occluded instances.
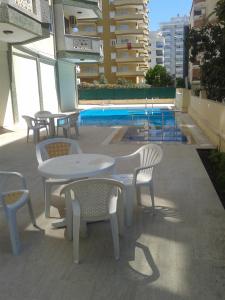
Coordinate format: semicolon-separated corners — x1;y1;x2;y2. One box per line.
79;98;175;105
188;96;225;151
175;88;191;112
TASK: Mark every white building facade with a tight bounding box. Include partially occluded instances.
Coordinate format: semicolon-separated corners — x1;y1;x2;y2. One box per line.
0;0;102;128
159;15;189;79
149;31;165;69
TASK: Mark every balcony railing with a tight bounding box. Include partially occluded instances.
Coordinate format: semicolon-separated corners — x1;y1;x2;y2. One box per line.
3;0;50;23
15;0;33;12
113;0;147;7
64;35;103;55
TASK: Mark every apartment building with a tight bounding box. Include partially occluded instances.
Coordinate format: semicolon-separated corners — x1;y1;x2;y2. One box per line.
149;31;165;68
0;0;102;127
79;0;149;84
189;0;218;89
159;15;189;80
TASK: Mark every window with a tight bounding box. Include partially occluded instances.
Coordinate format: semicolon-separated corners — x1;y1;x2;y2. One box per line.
117;24;129;31
111;66;117;73
97;26;103;33
121;38;129;43
156;42;164;48
156;50;163;56
111;39;116;46
111;52;116;59
194;9;202;16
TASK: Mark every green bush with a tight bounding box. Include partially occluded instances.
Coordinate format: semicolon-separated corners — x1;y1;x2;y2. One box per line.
209;149;225;188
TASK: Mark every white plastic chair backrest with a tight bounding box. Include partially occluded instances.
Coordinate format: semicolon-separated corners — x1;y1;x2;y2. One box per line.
34;111;52;118
138;144;163;175
22;115;36;128
36;138;82;165
0;172;26;200
61;178;124;219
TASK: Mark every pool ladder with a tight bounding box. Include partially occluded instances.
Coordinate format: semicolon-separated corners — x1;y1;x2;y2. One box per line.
144;111;178;142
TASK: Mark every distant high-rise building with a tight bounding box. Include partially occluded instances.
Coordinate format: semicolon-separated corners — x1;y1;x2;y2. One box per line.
189;0;218;90
78;0;150;84
149;31;165;68
160;15;189;79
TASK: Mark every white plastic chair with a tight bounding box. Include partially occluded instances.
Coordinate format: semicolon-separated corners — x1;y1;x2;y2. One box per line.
0;171;36;255
34;111;51;128
22;115;48;143
60;178;125;263
68;112;80;138
56;116;70;137
111;144;163;224
36;138;82;217
35;111;52;118
56;113;80;138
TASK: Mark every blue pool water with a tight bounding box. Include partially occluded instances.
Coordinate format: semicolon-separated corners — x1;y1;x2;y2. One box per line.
79;107;187;142
80;107;175;126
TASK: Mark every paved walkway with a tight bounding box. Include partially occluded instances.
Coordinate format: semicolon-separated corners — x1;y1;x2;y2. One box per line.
0;125;224;300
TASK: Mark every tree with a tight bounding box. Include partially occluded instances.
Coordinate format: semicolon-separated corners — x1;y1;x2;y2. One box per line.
99;74;108;84
188;0;225;102
145;65;174;87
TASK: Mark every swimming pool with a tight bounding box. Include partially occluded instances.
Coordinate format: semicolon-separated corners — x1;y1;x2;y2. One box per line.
80;107;175;126
79;107;187;142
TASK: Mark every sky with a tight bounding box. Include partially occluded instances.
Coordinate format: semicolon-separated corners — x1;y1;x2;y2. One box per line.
149;0;193;31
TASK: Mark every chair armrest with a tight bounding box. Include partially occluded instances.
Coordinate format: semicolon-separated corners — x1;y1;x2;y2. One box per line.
108;194;118;215
71;199;81;217
133;164;158;184
0;171;27;189
36;146;43;165
114;150;139;163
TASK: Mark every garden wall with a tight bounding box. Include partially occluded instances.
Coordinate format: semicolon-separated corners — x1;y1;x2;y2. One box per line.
188;96;225;151
175;88;191;112
78;87;176;101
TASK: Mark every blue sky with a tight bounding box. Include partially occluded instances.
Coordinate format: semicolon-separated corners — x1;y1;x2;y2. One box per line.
149;0;192;31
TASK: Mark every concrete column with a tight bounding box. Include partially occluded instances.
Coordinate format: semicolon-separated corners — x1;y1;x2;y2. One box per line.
0;42;14;127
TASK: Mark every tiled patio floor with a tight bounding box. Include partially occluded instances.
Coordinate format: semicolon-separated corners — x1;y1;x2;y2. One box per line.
0;123;224;300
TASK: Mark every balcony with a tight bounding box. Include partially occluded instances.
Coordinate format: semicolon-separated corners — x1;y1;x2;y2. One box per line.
79;70;99;77
116;55;147;63
62;0;102;19
193;18;206;27
115;28;148;36
54;1;102;62
116;67;145;77
114;12;145;22
0;0;50;43
115;41;149;51
112;0;148;8
73;27;98;37
56;35;103;62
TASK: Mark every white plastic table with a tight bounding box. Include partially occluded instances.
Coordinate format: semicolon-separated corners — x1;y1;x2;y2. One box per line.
38;154;115;180
38;154;116;228
35;112;66;136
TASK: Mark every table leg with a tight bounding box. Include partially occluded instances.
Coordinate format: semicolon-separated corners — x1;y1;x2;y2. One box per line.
125;185;136;227
49;118;55;137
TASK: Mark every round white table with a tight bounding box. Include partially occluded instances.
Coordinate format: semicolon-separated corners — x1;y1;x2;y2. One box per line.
38;154;115;180
38;154;116;228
